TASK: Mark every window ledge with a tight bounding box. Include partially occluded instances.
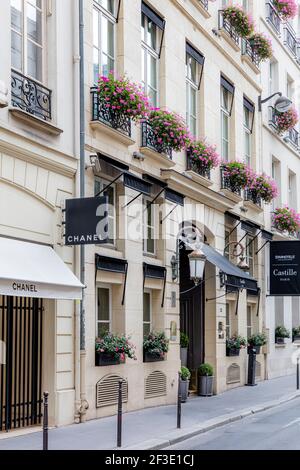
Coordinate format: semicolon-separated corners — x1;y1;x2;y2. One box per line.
140;146;176;169
275;344;286;349
190;0;211;19
90;120;135;147
243;200;264;213
9;107;63;136
219;188;243;204
241;55;260;75
185;170;213;188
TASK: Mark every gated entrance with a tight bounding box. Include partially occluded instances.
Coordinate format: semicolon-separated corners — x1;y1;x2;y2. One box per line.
0;296;43;431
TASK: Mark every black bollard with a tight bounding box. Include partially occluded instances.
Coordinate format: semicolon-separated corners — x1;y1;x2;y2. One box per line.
177;372;182;429
297;357;299;391
117;380;123;448
43;392;49;451
246;348;257;387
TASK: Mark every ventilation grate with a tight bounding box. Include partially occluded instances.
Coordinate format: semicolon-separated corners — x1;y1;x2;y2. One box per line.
96;375;128;408
255;361;261;379
145;371;167;399
226;363;241;384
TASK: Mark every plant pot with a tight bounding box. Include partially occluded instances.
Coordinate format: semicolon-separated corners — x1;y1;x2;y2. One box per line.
198;375;214;397
276;337;286;345
180;347;188;367
226;347;240;357
95;351;121;367
247;345;261;355
143;351;165;363
179;379;189;403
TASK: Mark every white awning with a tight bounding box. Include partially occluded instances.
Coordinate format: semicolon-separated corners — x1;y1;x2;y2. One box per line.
0;238;84;300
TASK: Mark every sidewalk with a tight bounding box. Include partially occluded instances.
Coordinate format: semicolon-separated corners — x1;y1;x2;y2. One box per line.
0;375;299;450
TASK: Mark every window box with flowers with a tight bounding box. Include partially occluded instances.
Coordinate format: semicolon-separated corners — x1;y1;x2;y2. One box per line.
143;331;169;363
273;0;298;21
272;207;300;236
95;333;137;366
247;32;273;63
220;161;251;200
248;333;268;355
246;173;278;208
275;326;291;345
187;140;220;187
219;6;254;50
226;335;247;357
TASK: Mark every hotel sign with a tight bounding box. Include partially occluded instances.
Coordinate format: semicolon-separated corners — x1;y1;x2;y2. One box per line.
270;241;300;296
65;197;109;246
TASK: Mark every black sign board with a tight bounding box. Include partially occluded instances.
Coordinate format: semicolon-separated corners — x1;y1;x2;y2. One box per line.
65;197;109;246
270;241;300;296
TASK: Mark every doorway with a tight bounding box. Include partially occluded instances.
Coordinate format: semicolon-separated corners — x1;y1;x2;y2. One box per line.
0;296;43;432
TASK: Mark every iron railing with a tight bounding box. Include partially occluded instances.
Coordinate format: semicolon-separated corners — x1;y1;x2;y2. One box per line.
268;106;277;129
11;69;52;121
266;1;281;35
244;190;262;207
141;121;173;159
199;0;208;11
242;39;260;68
187;150;211;179
283;22;297;57
220;166;242;196
287;127;300;149
91;87;132;137
218;10;240;48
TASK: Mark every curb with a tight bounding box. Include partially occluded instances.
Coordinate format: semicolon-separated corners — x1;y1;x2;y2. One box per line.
123;391;300;450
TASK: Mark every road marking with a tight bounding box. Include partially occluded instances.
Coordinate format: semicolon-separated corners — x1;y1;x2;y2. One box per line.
282;418;300;430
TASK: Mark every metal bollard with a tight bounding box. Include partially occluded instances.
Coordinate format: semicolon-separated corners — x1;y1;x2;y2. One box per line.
177;372;182;429
297;358;299;391
43;392;49;451
117;380;123;448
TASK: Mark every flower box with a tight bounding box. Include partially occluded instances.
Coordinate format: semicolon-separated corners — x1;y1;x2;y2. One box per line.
275;337;286;345
247;346;261;355
226;348;240;357
293;335;300;343
95;351;122;367
143;352;165;363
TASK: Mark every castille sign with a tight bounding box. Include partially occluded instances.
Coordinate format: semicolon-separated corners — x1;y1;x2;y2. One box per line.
65;196;109;246
270;241;300;296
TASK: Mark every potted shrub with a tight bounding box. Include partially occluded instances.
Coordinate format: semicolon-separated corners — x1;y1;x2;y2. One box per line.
275;107;298;135
248;32;273;62
249;173;278;204
293;327;300;343
187;140;220;178
180;332;189;367
275;326;291;345
248;332;267;354
95;333;137;366
179;367;191;403
146;110;192;153
143;331;169;362
273;0;298;20
226;335;247;357
198;363;214;397
223;5;254;38
273;207;300;235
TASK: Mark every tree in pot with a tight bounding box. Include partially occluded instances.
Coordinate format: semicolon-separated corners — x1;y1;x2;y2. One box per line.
248;332;267;354
226;335;247;357
143;331;169;362
293;327;300;343
179;367;191;403
198;363;214;397
275;326;290;345
180;332;189;367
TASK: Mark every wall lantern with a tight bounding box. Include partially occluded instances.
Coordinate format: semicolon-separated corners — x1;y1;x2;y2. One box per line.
258;92;292;113
188;248;207;286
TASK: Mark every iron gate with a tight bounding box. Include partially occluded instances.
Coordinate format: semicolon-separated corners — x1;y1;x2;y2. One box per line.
0;296;43;431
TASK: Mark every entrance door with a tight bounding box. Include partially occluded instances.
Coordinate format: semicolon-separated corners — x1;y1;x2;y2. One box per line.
0;296;43;431
180;244;205;375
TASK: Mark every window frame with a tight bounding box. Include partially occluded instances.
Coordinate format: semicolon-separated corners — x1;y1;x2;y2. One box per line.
94;176;116;246
186;52;200;138
243;106;252;166
245;234;255;276
143;289;152;338
247;305;252;339
96;284;112;338
93;0;117;84
141;12;160;107
143;197;156;256
225;303;231;339
221;86;231;161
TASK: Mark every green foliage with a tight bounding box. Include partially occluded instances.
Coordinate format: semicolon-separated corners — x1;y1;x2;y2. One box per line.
198;363;214;377
180;367;191;381
180;332;189;348
226;335;247;350
293;326;300;338
143;331;169;355
95;333;137;360
248;333;267;347
275;326;290;339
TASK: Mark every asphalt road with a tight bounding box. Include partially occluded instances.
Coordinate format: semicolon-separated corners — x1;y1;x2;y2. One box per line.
167;399;300;450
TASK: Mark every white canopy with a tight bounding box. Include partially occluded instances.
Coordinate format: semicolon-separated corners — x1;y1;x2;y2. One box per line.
0;237;84;300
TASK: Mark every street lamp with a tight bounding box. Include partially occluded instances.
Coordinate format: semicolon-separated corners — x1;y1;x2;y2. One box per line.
188;248;207;286
258;92;292;113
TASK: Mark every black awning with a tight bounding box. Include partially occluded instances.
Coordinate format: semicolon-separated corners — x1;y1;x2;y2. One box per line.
143;263;166;280
225;212;240;223
97;154;129;172
96;255;128;274
221;75;235;95
165;188;185;206
143;174;168;189
261;230;273;241
201;244;258;292
186;42;205;65
243;96;255;113
142;2;165;30
123;173;152;196
241;221;260;235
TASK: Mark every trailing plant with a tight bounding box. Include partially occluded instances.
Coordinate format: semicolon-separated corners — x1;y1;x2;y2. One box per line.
275;107;298;135
275;326;290;339
180;366;191;381
143;331;169;357
223;5;254;37
226;335;247;350
248;333;267;347
147;110;192;152
248;32;273;62
198;363;214;377
188;140;220;172
180;332;189;348
222;161;253;191
95;333;137;361
273;0;298;20
273;207;300;234
249;173;278;204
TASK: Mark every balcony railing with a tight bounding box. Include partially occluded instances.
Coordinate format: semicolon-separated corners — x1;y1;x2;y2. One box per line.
268;106;277;129
91;87;132;137
242;39;260;68
287;127;300;149
218;10;240;48
283;22;297;57
266;2;281;35
187;150;211;179
141;121;173;159
220;166;242;196
244;190;262;207
11;69;52;121
199;0;208;11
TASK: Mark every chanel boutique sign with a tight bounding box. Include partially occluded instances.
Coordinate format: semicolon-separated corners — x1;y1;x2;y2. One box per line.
270;241;300;296
65;197;109;246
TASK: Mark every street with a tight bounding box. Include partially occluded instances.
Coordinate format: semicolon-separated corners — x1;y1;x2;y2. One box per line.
167;399;300;451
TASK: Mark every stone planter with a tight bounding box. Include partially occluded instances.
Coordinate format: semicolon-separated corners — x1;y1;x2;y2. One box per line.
143;351;165;363
179;379;189;403
247;345;261;355
180;347;188;367
95;351;121;367
276;337;286;345
198;375;214;397
226;347;240;357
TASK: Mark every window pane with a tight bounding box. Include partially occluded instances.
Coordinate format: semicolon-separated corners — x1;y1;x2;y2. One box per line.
93;9;99;48
147;54;157;89
11;0;23;33
190;87;196;116
187;54;197;84
27;40;42;81
93;47;100;84
102;54;114;77
146;19;157;50
143;293;151;322
148;87;157;107
28;0;42;9
98;288;110;321
100;0;114;14
11;31;22;70
221;87;229;111
102;16;114;58
143;323;151;337
98;322;110;337
147;229;155;254
27;4;42;45
244;107;250;128
222;113;229;140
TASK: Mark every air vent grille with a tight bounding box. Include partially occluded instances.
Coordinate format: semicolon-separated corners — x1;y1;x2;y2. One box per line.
226;363;240;384
145;371;167;399
96;375;128;408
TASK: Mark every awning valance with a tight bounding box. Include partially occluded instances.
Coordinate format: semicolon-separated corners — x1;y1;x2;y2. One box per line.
0;238;84;300
96;255;128;274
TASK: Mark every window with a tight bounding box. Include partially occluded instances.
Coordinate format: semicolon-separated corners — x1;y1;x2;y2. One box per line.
141;11;160;106
286;75;294;100
226;303;231;339
220;78;234;161
186;44;203;138
97;287;111;337
143;198;155;255
288;171;297;210
247;305;252;339
94;178;116;244
143;291;152;337
269;60;278;97
272;158;281;210
11;0;44;82
244;107;251;167
93;0;116;84
245;235;254;276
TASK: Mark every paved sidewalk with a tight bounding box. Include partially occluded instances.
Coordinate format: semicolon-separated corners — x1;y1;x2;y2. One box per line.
0;375;299;450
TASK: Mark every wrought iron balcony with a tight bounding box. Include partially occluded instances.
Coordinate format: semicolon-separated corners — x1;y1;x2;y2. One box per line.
11;69;52;121
244;190;262;207
220;166;242;196
283;23;297;57
187;150;211;179
218;10;240;48
286;127;299;149
198;0;208;11
268;106;277;130
141;121;173;159
242;39;260;68
91;87;132;137
266;1;281;35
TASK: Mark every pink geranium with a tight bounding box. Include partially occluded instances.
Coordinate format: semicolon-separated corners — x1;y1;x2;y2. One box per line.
223;4;255;37
249;173;278;203
273;207;300;234
188;139;220;173
147;110;192;152
275;107;299;135
273;0;298;20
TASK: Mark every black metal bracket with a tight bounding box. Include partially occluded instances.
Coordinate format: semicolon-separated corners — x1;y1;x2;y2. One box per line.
95;172;125;197
122;191;144;209
235;289;240;316
122;262;128;306
256;288;261;317
145;188;165;211
160;204;179;224
256;240;271;255
225;220;242;242
245;230;262;251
